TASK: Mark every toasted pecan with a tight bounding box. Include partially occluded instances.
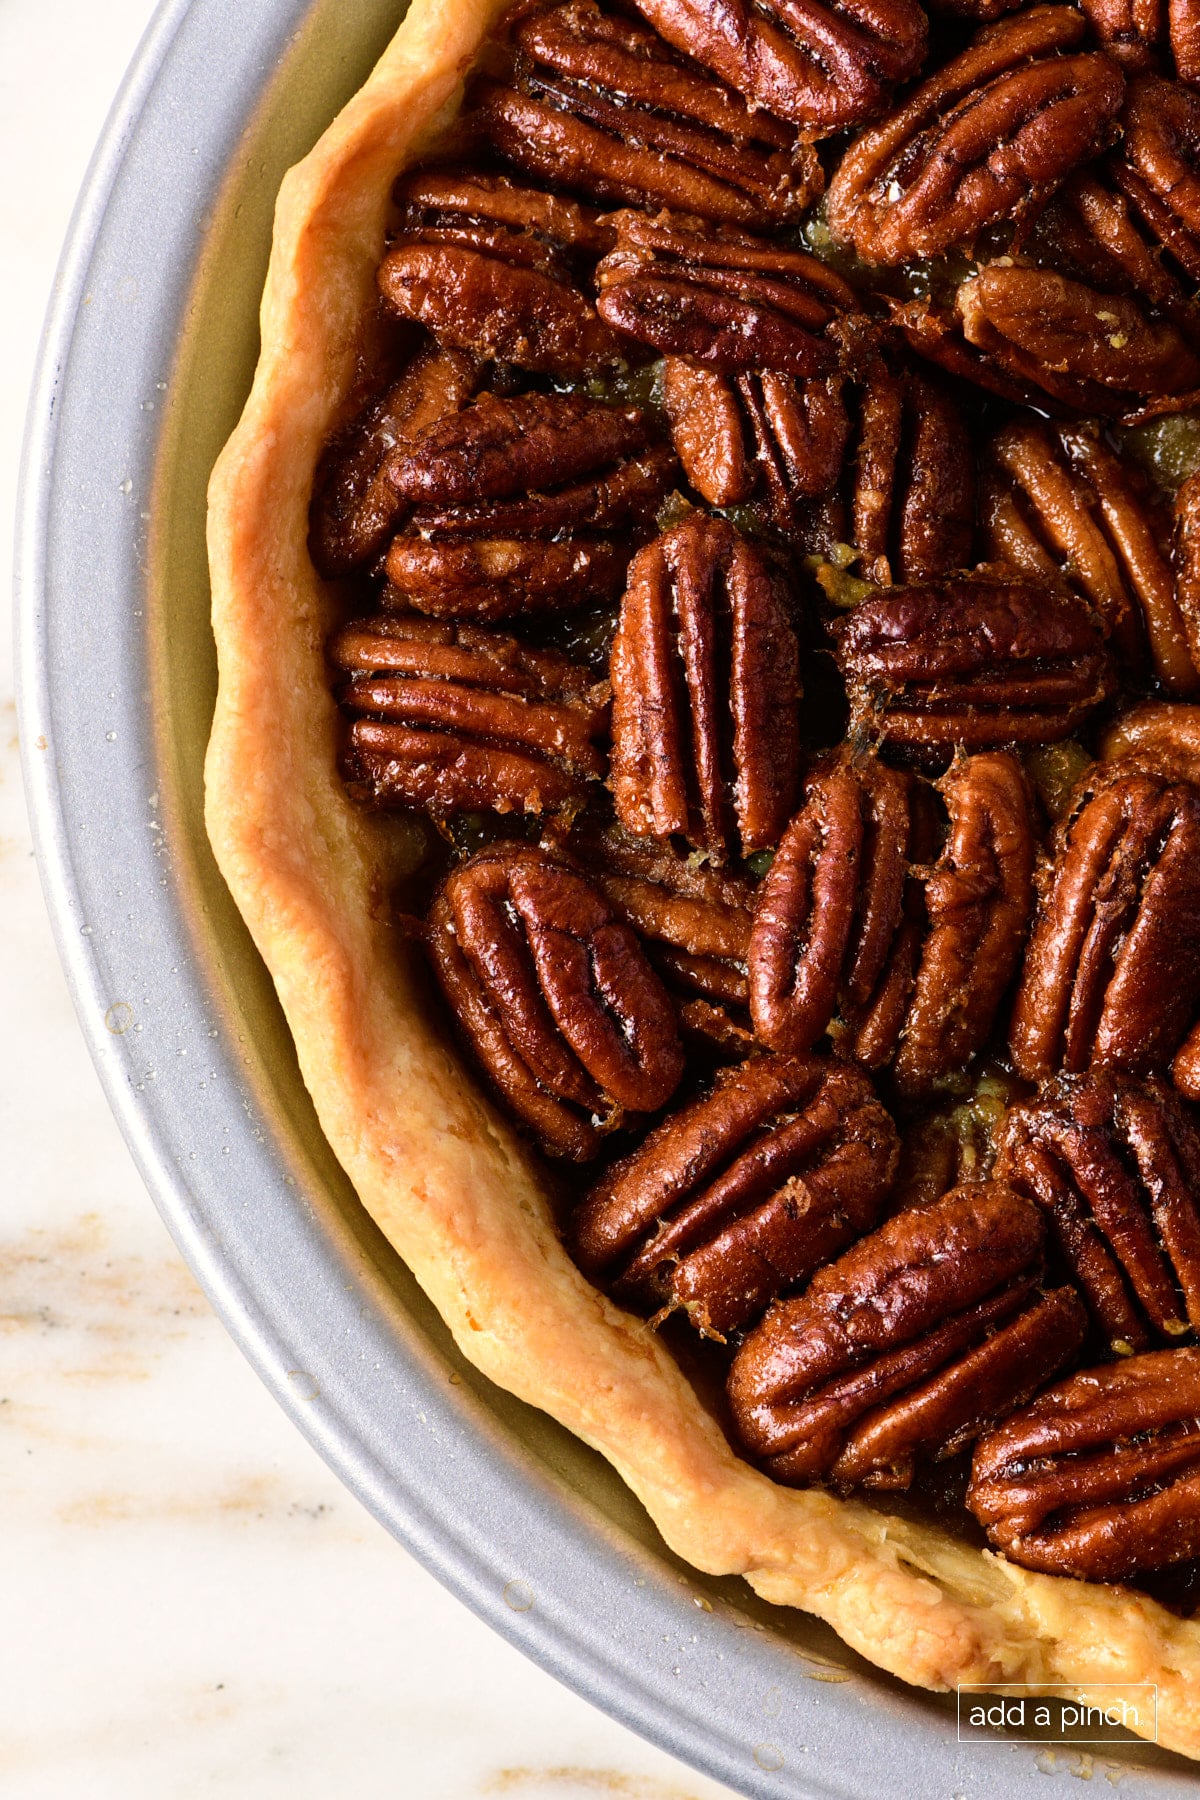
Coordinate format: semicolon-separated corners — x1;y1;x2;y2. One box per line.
428;844;684;1159
309;345;479;579
728;1182;1086;1488
573;1052;898;1335
834;570;1114;753
1010;766;1200;1085
627;0;928;131
333;614;608;816
969;1347;1200;1579
610;514;802;863
748;749;1034;1095
982;417;1198;693
474;0;823;226
998;1072;1200;1352
828;9;1125;266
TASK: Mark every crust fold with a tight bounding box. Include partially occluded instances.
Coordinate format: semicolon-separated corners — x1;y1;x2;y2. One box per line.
204;0;1200;1756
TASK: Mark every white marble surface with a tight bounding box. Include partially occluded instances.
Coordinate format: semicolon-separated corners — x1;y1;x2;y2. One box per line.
0;5;740;1794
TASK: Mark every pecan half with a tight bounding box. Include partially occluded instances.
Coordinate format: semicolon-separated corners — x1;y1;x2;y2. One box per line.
982;417;1199;693
427;843;684;1159
383;389;651;510
663;350;974;571
1100;697;1200;785
381;391;674;620
383;538;630;621
572;1053;899;1335
827;9;1125;266
663;362;850;518
610;515;802;863
834;570;1114;752
628;0;928;132
378;169;623;374
568;822;756;1052
1079;0;1200;77
968;1346;1200;1579
728;1183;1087;1488
749;750;1034;1096
1010;767;1200;1085
748;752;922;1056
1112;74;1200;287
892;751;1035;1097
997;1072;1200;1352
309;345;479;579
393;166;616;257
473;0;823;226
1037;168;1196;329
332;614;608;816
956;263;1200;408
822;356;975;582
891;294;1063;412
594;212;855;376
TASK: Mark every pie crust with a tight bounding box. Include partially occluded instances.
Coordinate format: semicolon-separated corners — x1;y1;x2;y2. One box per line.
204;0;1200;1756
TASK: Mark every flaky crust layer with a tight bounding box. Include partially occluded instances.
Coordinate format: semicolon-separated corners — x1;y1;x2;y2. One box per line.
204;0;1200;1756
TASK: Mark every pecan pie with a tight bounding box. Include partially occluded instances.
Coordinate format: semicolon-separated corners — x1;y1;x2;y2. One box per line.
207;0;1200;1761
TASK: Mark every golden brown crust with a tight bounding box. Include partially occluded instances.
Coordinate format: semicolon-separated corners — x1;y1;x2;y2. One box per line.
204;0;1200;1756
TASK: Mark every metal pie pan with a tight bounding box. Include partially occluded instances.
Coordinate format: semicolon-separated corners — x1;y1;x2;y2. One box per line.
14;2;1200;1793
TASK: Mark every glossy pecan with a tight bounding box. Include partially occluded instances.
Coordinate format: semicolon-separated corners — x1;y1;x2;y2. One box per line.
473;0;823;226
827;9;1125;266
728;1183;1087;1489
628;0;928;132
393;166;616;257
892;752;1034;1097
1010;767;1200;1085
610;514;802;863
383;389;654;512
572;1053;899;1336
957;263;1200;409
747;752;920;1057
1100;697;1200;786
1079;0;1200;77
663;350;974;572
332;614;608;816
381;391;674;620
309;345;479;579
749;750;1034;1097
1112;74;1200;287
982;417;1199;693
379;169;623;374
594;213;855;377
427;843;684;1160
996;1072;1200;1352
383;538;631;621
1037;169;1196;329
891;294;1064;412
822;356;975;583
968;1346;1200;1579
567;822;756;1053
661;360;850;516
833;570;1115;753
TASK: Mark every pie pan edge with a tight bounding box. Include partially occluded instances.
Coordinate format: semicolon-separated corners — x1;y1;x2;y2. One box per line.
200;0;1200;1761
